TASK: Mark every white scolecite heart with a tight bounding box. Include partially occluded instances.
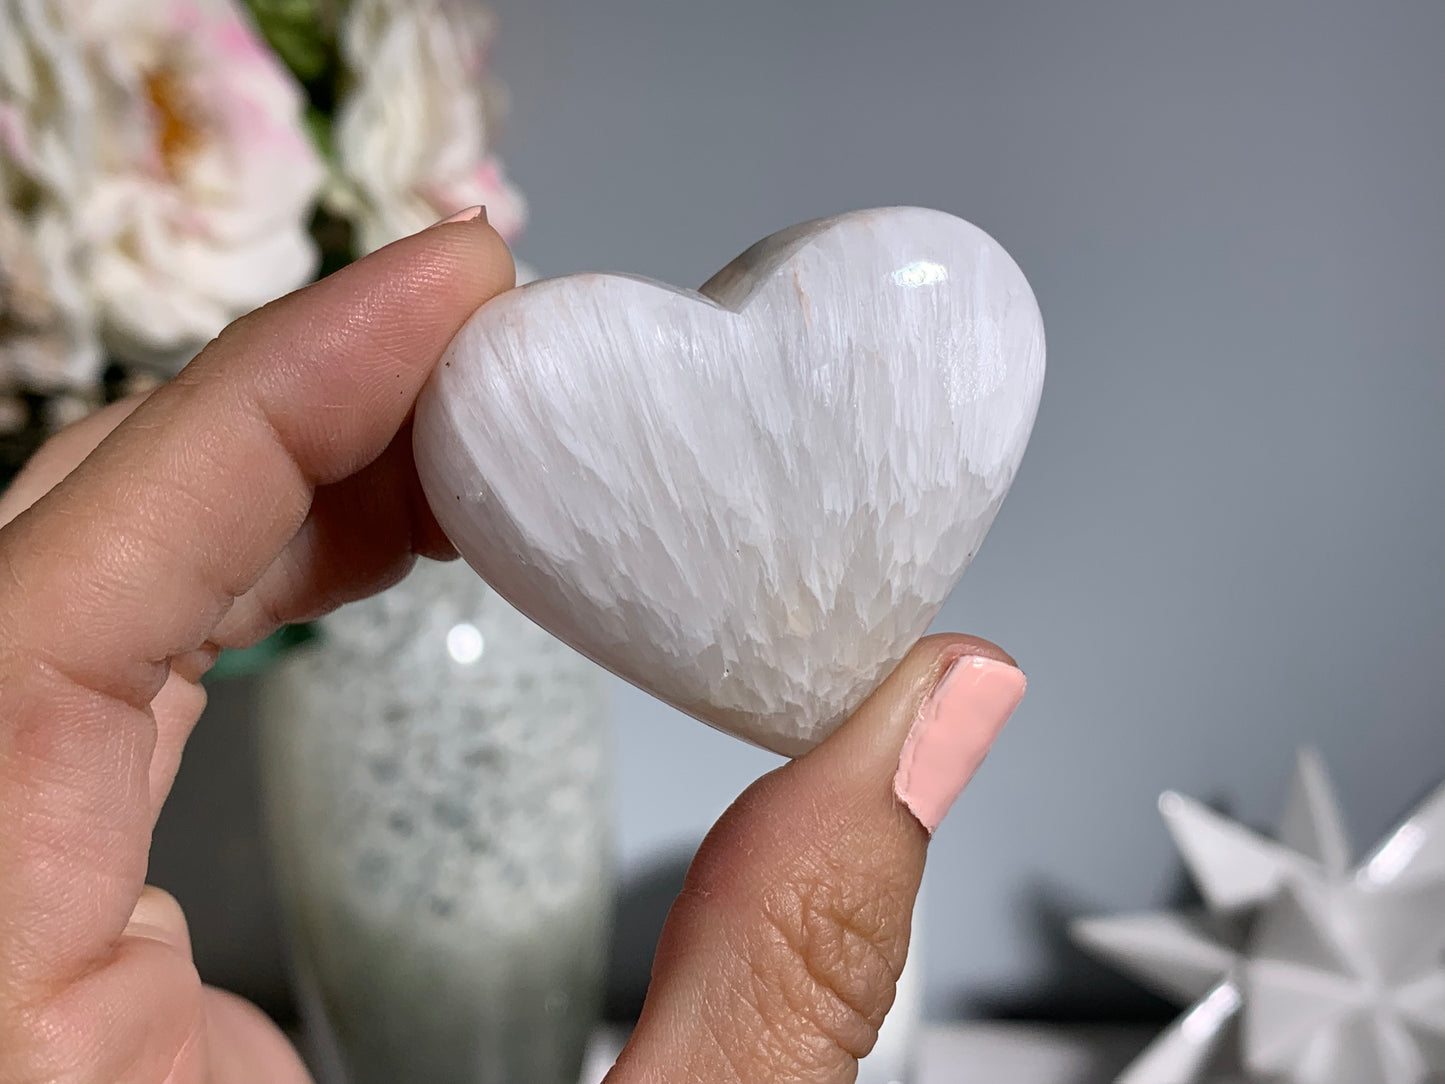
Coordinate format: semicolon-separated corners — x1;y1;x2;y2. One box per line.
414;207;1045;757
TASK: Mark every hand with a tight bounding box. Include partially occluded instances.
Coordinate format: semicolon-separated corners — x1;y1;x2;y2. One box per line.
0;213;1025;1084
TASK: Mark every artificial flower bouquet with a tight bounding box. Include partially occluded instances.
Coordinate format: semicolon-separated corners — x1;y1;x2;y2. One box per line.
0;0;526;479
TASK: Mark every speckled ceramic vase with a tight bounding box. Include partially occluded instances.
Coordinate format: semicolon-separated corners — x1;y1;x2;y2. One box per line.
258;557;614;1084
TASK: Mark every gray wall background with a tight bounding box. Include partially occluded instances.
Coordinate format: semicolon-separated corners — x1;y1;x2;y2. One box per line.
154;0;1445;1023
484;0;1445;1016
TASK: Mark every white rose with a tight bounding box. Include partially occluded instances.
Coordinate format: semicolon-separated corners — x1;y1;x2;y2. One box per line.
1;0;105;393
0;197;101;396
333;0;528;255
0;0;325;383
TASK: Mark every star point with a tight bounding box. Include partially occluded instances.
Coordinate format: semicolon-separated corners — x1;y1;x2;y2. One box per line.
1074;751;1445;1083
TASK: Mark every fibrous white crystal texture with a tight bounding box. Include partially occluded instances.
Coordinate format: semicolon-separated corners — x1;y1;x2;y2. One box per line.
414;207;1045;756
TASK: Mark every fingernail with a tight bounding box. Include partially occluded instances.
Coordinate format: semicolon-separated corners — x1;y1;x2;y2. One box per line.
893;655;1026;833
431;205;486;227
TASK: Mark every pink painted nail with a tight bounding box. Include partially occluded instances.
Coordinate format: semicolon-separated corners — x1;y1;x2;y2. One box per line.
432;205;486;227
893;655;1026;833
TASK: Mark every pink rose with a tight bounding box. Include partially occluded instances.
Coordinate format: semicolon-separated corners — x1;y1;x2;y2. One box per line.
0;0;325;387
331;0;528;255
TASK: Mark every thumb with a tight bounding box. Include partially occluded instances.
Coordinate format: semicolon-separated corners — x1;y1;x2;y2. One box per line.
608;634;1026;1084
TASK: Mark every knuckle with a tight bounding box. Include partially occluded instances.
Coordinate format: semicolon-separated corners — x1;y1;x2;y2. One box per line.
747;865;913;1064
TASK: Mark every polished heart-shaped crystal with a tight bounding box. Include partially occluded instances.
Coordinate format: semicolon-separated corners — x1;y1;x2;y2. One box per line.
413;207;1045;756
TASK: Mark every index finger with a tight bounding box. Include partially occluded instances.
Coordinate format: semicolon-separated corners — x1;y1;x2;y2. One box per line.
0;217;513;997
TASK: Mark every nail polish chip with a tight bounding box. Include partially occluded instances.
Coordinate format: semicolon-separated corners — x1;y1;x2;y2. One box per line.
413;207;1045;756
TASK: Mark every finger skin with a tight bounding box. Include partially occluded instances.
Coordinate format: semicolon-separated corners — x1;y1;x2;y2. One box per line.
0;394;149;529
0;215;512;1053
203;988;312;1084
0;404;457;821
0;399;208;826
609;634;1020;1084
0;218;512;705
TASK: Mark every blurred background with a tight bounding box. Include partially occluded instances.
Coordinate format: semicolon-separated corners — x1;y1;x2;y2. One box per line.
5;0;1444;1074
483;0;1445;1021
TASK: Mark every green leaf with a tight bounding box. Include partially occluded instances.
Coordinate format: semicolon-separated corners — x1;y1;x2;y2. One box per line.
304;107;336;165
243;0;332;83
